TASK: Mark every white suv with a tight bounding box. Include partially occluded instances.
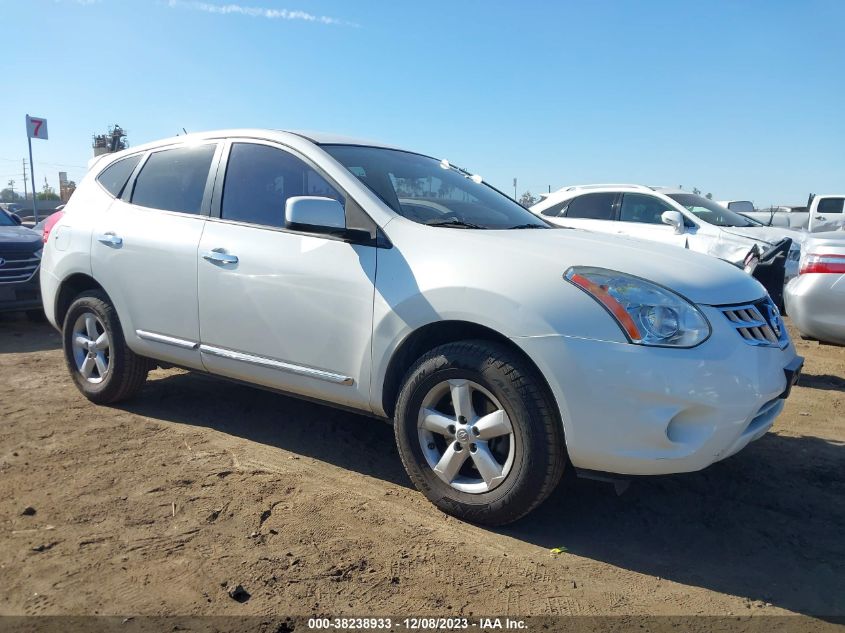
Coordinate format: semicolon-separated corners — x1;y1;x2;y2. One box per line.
41;131;802;525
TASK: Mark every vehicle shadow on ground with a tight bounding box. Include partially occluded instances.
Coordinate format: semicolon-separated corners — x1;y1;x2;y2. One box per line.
0;318;61;354
124;370;845;619
506;432;845;619
126;370;412;488
797;373;845;393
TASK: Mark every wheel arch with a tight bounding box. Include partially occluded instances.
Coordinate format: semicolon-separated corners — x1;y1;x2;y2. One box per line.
55;273;110;328
380;320;559;421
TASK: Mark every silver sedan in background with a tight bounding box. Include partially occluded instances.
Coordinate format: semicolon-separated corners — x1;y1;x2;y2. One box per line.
785;232;845;345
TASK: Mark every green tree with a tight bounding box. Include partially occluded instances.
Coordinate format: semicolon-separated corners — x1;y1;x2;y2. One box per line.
0;188;21;202
38;178;59;201
518;191;538;207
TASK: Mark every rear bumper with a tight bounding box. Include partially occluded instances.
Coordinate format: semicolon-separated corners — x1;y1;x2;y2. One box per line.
784;273;845;345
513;305;799;476
0;270;42;313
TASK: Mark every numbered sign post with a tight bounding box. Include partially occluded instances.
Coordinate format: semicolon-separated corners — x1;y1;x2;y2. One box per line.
25;115;48;223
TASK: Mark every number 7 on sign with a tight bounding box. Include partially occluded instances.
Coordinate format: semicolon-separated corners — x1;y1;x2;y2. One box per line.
26;115;48;140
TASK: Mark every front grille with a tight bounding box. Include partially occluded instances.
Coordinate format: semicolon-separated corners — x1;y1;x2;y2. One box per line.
0;250;40;284
720;297;788;348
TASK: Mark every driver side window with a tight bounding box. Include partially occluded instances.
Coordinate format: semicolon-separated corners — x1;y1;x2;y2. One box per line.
221;143;344;228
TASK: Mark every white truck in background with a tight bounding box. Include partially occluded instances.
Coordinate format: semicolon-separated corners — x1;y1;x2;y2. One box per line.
734;194;845;232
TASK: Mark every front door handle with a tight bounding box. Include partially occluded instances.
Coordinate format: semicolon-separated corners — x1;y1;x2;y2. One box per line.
96;232;123;247
202;248;239;265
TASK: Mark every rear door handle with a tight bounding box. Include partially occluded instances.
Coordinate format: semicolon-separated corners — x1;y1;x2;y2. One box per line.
96;232;123;247
202;248;239;265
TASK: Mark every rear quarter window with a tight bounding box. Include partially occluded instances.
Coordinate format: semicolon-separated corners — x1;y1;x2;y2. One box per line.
96;154;143;198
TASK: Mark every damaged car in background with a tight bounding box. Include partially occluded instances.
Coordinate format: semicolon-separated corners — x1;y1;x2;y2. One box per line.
785;232;845;346
531;185;801;309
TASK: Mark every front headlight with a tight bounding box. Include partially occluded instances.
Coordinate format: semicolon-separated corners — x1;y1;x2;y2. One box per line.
564;266;711;347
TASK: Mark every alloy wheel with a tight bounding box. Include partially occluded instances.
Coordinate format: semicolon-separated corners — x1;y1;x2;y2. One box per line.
70;312;111;384
417;379;515;493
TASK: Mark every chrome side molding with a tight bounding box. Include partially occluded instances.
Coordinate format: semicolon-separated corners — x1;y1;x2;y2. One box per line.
136;330;199;350
199;344;354;386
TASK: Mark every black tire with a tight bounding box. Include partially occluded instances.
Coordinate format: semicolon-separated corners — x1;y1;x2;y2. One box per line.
394;339;566;526
25;309;46;322
62;290;149;404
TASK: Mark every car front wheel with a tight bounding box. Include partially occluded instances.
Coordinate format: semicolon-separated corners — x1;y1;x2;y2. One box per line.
62;290;149;404
394;340;566;525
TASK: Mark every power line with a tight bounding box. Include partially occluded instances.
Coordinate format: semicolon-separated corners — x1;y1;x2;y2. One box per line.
0;156;87;169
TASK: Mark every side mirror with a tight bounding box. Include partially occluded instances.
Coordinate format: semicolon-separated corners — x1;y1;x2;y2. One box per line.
285;196;346;235
661;210;685;234
10;212;22;225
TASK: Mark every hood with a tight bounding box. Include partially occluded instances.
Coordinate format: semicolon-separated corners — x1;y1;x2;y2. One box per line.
721;225;804;246
391;220;766;306
0;225;42;252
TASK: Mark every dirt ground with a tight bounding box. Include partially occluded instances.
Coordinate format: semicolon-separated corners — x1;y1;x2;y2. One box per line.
0;316;843;619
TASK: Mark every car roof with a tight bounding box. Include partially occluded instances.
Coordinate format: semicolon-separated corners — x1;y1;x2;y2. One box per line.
108;129;400;154
547;184;697;197
554;183;653;193
649;187;691;195
87;128;409;173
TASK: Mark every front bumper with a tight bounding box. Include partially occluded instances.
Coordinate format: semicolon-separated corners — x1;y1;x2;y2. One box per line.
0;270;42;313
514;304;801;475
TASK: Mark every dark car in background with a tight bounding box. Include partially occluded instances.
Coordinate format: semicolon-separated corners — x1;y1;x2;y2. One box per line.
0;208;43;319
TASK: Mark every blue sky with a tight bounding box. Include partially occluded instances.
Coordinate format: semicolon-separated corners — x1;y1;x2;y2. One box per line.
0;0;843;205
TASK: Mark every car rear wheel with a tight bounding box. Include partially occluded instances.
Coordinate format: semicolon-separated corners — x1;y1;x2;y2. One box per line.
394;340;565;525
62;290;149;404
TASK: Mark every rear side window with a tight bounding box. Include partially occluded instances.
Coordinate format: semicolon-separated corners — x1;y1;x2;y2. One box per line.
221;143;344;228
818;198;844;214
540;200;571;217
619;193;674;224
96;154;142;198
727;201;755;213
565;193;616;220
131;144;216;214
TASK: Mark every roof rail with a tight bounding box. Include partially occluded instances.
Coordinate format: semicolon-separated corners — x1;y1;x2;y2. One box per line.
555;183;652;193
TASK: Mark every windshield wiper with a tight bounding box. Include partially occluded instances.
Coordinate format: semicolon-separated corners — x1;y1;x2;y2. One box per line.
424;219;487;229
507;223;548;229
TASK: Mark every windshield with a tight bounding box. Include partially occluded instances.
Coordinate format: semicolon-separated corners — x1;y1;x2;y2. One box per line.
321;145;549;229
667;193;755;227
0;211;17;227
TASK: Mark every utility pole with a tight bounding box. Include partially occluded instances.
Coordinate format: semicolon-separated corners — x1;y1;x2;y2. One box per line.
513;177;517;200
22;159;28;203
